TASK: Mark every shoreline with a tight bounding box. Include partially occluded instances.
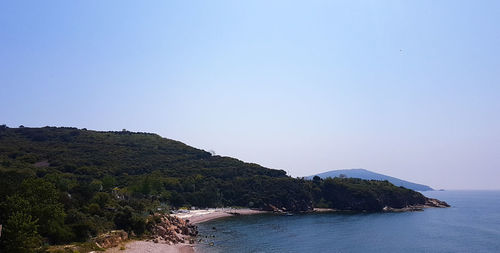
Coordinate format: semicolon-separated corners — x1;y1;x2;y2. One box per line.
173;208;269;224
106;208;267;253
107;204;449;253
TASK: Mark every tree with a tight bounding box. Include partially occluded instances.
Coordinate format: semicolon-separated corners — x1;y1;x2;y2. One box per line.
313;176;321;184
114;206;134;231
18;178;71;243
102;175;117;191
0;212;41;253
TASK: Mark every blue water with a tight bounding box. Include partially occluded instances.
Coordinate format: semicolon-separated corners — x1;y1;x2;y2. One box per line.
196;191;500;252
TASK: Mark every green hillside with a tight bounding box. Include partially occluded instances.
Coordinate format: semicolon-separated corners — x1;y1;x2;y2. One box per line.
0;126;432;252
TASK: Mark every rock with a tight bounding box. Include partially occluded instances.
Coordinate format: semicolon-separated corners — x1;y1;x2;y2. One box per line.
263;204;283;213
157;226;167;236
93;230;128;249
425;198;450;208
147;213;199;245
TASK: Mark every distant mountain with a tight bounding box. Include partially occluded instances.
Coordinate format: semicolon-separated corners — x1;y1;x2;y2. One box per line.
307;168;433;191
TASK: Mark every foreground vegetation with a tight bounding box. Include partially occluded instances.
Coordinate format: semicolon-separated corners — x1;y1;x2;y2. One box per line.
0;126;427;252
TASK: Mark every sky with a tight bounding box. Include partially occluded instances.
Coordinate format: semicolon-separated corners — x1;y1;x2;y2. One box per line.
1;0;499;190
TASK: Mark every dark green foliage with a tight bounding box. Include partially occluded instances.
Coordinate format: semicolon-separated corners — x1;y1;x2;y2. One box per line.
1;212;42;253
0;178;71;244
0;126;429;252
19;178;71;243
314;177;426;211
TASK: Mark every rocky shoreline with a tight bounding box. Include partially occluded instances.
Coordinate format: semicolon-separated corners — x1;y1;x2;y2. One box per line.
102;209;264;253
100;214;198;253
382;197;450;212
103;199;450;253
312;197;450;213
146;214;198;244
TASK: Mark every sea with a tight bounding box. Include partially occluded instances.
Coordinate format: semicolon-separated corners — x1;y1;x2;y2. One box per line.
196;191;500;253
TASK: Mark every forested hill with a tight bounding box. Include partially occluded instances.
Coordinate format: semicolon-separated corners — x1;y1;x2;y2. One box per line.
0;126;286;179
308;169;434;191
0;126;441;251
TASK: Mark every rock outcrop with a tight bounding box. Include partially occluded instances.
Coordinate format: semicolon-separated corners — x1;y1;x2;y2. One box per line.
263;199;313;213
424;198;450;208
263;204;285;213
382;197;450;212
147;213;198;244
93;230;128;248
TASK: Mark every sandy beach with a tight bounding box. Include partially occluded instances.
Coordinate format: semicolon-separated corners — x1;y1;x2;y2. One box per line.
173;208;268;224
107;208;267;253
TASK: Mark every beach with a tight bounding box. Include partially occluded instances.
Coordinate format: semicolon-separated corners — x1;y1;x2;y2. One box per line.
173;208;267;224
107;208;267;253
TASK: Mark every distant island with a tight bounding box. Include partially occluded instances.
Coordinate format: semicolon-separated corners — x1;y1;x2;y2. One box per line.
307;168;433;191
0;126;448;252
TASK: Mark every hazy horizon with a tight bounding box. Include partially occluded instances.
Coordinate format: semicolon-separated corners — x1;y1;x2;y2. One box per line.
1;1;499;190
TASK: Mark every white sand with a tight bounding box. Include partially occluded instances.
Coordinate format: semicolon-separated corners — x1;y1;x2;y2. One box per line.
173;208;268;224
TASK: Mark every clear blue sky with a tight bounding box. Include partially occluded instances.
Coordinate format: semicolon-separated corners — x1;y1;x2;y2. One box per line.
1;1;499;189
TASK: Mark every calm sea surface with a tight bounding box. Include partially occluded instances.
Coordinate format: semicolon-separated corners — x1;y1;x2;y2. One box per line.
196;191;500;253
